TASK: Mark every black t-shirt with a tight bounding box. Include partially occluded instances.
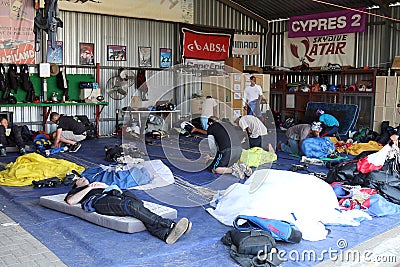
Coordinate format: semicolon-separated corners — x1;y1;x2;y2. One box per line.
65;186;103;203
207;122;241;151
57;115;87;135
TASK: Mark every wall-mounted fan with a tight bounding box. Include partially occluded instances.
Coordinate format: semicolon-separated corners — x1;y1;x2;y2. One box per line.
106;69;136;100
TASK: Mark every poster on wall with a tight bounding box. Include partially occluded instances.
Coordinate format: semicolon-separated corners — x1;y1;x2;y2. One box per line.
283;32;355;68
79;43;94;65
0;0;36;64
232;34;260;55
47;41;63;64
52;0;194;24
139;47;152;67
107;45;126;61
160;48;172;68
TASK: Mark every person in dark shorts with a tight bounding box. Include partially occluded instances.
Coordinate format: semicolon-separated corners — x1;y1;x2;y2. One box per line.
50;112;86;152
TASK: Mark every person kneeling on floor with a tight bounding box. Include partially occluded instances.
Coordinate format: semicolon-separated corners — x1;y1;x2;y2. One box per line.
65;177;192;244
50;112;85;152
278;122;321;155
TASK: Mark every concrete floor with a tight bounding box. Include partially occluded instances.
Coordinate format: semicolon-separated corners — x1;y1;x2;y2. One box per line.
1;209;399;267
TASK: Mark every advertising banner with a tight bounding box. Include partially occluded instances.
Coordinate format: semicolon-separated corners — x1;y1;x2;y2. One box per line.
284;32;355;68
232;34;260;55
181;27;231;61
0;0;35;64
288;7;366;38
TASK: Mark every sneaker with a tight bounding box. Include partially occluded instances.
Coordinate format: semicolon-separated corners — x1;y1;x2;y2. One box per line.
184;221;192;235
0;147;6;157
18;147;26;155
239;163;252;177
69;142;81;153
231;163;245;180
165;218;190;244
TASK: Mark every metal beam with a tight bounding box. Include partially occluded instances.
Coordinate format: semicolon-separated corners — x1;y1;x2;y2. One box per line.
217;0;269;29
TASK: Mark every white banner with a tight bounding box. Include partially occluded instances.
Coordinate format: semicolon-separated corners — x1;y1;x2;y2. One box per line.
232;34;260;55
284;32;355;68
184;58;225;71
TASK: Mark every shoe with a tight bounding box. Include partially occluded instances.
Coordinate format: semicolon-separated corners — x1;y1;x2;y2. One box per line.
69;142;81;153
18;147;26;155
0;147;6;157
184;221;192;235
239;163;252;177
165;218;190;244
276;142;282;152
231;163;245;180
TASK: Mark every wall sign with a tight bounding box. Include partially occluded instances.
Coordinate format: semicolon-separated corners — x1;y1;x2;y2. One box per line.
232;34;260;55
288;7;366;38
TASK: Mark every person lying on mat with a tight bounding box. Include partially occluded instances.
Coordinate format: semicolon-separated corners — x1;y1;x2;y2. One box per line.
277;122;321;155
50;112;85;153
65;177;192;244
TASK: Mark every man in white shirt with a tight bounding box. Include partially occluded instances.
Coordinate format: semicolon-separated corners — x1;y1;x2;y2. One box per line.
236;115;272;150
244;76;263;118
200;96;218;130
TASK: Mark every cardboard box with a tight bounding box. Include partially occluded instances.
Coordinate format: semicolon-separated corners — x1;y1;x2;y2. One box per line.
373;106;385;122
392;56;400;72
386;76;398;93
190;98;204;114
225;57;243;72
384;107;395;122
246;65;263;74
385;92;396;107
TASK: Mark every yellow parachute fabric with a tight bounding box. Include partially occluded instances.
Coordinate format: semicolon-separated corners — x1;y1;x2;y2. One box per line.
240;147;277;167
337;141;383;155
0;153;85;186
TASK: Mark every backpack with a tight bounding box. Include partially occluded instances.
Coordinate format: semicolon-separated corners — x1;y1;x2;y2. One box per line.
301;137;335;158
105;145;124;162
74;115;96;139
233;215;302;243
221;229;282;267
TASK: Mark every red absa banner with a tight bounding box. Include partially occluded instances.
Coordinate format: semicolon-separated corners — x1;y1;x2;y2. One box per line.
182;28;231;61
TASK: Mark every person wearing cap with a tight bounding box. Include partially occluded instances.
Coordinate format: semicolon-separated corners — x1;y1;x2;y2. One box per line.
277;122;321;155
316;109;339;137
65;177;192;244
235;115;273;151
243;76;263;118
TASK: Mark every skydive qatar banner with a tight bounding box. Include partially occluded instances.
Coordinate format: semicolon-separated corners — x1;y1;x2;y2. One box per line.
181;27;231;61
288;7;366;38
284;32;355;68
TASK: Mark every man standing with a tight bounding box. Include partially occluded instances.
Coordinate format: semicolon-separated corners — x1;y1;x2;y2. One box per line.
50;112;86;152
244;76;263;118
200;96;218;130
65;177;191;244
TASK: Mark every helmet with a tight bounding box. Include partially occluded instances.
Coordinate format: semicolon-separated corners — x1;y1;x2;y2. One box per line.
316;109;325;115
358;84;366;91
311;121;322;131
329;85;338;92
300;85;310;92
320;84;327;91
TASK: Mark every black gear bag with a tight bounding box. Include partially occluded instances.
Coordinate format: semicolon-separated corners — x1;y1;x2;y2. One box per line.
221;229;282;267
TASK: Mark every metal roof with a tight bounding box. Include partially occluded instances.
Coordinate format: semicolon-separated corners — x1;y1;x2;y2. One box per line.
218;0;399;26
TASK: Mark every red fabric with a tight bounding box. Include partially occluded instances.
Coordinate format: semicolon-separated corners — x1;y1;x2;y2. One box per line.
182;28;231;61
356;157;383;174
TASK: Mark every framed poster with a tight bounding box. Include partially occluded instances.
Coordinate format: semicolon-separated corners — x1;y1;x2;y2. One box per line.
160;48;172;68
47;41;63;64
138;46;152;67
107;45;126;61
79;43;94;65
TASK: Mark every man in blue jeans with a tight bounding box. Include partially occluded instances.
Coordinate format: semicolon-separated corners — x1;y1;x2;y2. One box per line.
244;76;263;118
65;177;192;244
278;122;321;155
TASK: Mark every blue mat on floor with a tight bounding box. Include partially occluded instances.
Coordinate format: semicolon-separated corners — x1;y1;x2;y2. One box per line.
1;135;400;266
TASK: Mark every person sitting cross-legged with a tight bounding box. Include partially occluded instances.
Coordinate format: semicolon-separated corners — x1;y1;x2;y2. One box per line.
65;177;192;244
50;112;86;152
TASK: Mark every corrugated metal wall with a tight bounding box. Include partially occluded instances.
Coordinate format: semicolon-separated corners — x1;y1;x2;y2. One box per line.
13;2;399;134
